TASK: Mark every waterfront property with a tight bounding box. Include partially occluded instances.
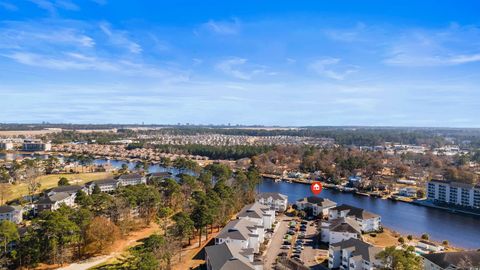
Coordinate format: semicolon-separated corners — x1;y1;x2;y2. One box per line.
321;217;362;244
427;179;480;209
0;205;23;224
328;204;381;233
256;192;288;212
328;238;383;270
204;242;262;270
295;196;337;217
422;251;480;270
118;173;147;186
22;139;52;151
237;202;276;230
0;140;14;150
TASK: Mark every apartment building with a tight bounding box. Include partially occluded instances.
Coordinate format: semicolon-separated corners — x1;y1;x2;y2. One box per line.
329;204;381;233
205;242;262;270
118;173;147;186
321;217;362;244
237;202;275;230
295;196;337;217
22;140;52;151
0;141;14;150
427;179;480;209
329;238;383;270
422;251;480;270
0;205;23;224
256;192;288;212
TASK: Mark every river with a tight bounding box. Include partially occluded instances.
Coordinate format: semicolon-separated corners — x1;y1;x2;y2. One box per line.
258;179;480;249
2;153;479;249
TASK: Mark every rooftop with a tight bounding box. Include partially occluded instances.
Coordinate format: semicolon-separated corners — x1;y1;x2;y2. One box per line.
331;238;383;262
422;251;480;269
332;204;379;219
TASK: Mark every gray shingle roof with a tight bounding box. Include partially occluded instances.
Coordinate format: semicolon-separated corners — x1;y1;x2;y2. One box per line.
256;192;287;201
118;173;143;180
216;219;260;241
205;243;255;270
422;251;480;269
331;238;383;262
0;205;15;214
332;204;379;219
329;217;362;234
297;196;337;208
237;202;271;219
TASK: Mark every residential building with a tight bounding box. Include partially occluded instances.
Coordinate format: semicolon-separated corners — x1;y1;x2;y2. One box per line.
329;204;381;233
205;242;262;270
256;192;288;212
0;205;23;224
426;179;480;209
237;202;275;230
416;240;444;253
422;251;480;270
0;141;14;150
215;219;264;253
118;173;147;186
295;196;337;217
321;217;362;244
86;179;119;193
36;192;76;212
398;187;417;197
22;140;51;151
329;238;383;270
45;185;85;197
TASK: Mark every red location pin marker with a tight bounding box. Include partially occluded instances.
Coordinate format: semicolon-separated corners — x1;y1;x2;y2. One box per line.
310;182;323;196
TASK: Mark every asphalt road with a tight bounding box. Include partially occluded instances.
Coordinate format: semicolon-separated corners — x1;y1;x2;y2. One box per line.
263;215;291;269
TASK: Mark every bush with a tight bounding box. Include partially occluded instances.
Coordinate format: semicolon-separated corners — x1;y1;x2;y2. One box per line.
407;235;413;241
398;237;405;244
421;233;429;240
370;233;377;237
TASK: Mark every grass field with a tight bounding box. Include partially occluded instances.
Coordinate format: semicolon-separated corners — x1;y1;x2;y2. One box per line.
7;172;113;202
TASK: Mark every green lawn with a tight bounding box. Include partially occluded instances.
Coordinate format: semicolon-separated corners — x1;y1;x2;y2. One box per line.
8;172;113;202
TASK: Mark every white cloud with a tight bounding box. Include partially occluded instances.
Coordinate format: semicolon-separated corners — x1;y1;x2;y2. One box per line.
324;22;367;42
29;0;78;15
384;25;480;67
215;57;273;80
309;58;358;80
200;18;241;35
99;22;142;54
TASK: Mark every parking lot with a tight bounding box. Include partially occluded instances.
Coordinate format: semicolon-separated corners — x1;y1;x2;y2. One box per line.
264;216;328;269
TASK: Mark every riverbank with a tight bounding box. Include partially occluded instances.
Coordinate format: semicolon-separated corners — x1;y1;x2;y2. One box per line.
412;199;480;217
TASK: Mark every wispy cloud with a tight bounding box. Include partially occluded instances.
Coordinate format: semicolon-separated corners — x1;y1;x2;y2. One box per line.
0;1;17;11
384;24;480;67
29;0;79;15
215;57;273;80
324;22;367;42
99;22;142;54
199;18;241;35
309;58;358;80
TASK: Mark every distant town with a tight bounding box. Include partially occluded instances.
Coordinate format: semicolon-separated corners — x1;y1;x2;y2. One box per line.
0;125;479;270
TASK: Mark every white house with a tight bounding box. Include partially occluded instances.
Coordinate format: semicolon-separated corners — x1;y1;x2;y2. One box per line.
329;204;381;233
237;202;275;230
329;238;383;270
416;240;444;253
256;192;288;212
118;173;147;186
398;187;417;197
215;219;264;253
36;192;76;212
295;196;337;217
205;242;262;270
422;251;480;270
0;205;23;224
321;217;362;244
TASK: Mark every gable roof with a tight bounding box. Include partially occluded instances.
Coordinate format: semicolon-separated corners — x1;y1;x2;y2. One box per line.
47;185;82;194
422;251;480;269
297;196;337;208
332;204;379;219
331;238;383;262
216;219;261;241
329;217;362;234
88;179;118;186
205;243;255;270
237;202;271;219
37;192;71;204
256;192;287;201
118;173;143;180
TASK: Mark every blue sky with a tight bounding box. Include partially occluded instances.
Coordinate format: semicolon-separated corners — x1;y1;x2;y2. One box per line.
1;1;479;127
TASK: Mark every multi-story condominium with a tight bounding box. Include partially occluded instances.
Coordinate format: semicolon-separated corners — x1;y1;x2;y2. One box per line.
321;217;362;244
328;238;383;270
36;191;77;212
237;202;275;230
118;173;147;186
427;179;480;209
86;179;120;193
422;251;480;270
205;242;263;270
0;141;14;150
295;196;337;217
215;219;264;253
0;205;23;224
256;192;288;212
22;140;52;151
329;204;381;233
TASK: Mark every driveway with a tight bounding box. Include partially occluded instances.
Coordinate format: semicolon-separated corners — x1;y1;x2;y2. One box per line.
263;215;291;269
